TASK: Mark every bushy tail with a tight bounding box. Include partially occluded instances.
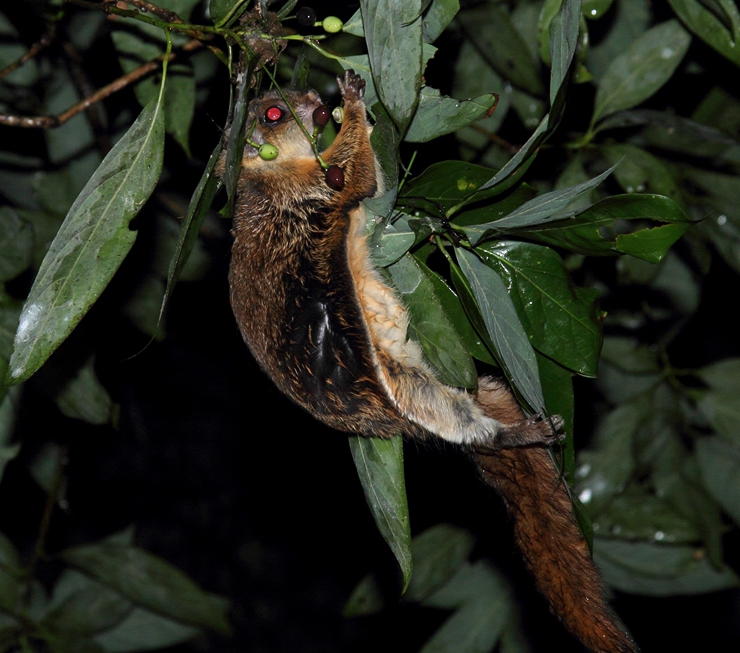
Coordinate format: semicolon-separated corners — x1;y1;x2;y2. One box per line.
473;383;637;653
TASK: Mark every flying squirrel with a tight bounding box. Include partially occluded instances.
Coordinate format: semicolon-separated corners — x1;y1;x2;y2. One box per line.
220;70;637;653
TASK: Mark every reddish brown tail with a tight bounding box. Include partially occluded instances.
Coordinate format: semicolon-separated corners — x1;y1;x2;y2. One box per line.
472;386;637;652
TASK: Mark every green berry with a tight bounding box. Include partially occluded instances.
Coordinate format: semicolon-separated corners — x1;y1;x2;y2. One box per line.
258;143;278;161
322;16;343;33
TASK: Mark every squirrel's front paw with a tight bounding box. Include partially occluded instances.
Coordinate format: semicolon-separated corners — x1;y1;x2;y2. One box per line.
338;69;366;101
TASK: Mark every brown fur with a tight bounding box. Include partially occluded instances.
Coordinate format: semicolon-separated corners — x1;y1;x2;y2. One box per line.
224;71;637;652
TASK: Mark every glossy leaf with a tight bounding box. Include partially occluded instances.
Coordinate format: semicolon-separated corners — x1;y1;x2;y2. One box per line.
418;259;496;365
7;91;165;385
463;164;616;243
456;249;544;412
592;20;691;125
476;242;602;376
361;0;423;132
576;397;645;515
349;436;412;591
520;194;691;259
587;0;650;80
399;161;534;218
60;542;230;633
405;89;498;143
595;538;740;595
387;254;477;388
668;0;740;66
370;212;418;267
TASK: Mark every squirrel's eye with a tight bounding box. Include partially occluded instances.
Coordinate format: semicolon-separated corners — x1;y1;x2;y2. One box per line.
265;106;284;123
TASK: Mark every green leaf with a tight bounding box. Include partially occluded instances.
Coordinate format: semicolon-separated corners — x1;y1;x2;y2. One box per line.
111;25;194;155
348;436;412;591
43;571;133;636
60;543;230;633
592;19;691;125
399;161;535;218
591;487;701;543
456;249;544;412
207;0;247;26
404;88;498;143
6;92;165;386
520;194;691;259
0;208;32;282
387;254;477;388
462;164;616;243
418;259;496;365
587;0;650;80
697;358;740;394
582;0;616;20
476;242;602;376
158;137;223;327
576;396;645;515
52;357;112;426
548;0;582;106
420;562;512;653
361;0;423;132
457;4;544;97
94;607;199;652
0;531;20;613
370;212;419;267
696;437;740;527
697;388;740;446
601;144;682;202
668;0;740;66
595;538;740;595
422;0;460;43
405;525;476;602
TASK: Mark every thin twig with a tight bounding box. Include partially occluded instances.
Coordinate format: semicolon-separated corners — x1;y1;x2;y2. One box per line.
0;26;57;79
0;39;201;128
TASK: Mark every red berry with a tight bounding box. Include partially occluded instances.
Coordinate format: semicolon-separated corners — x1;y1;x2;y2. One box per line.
325;165;344;189
313;105;330;128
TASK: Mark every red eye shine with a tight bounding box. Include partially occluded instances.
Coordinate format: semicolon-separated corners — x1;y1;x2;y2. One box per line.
265;106;283;122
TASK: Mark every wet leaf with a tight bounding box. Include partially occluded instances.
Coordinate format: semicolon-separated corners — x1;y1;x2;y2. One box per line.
476;242;602;376
592;20;691;125
667;0;740;66
456;249;544;412
520;194;690;260
349;436;412;591
405;89;498;143
463;163;616;243
7;91;165;385
361;0;423;131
